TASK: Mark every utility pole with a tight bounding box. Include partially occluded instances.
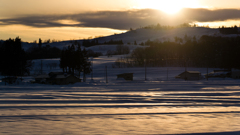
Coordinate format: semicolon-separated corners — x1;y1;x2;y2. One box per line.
145;58;147;81
21;61;23;80
166;58;168;81
167;68;169;81
105;65;108;83
207;66;208;81
41;60;43;74
91;57;93;80
185;60;187;81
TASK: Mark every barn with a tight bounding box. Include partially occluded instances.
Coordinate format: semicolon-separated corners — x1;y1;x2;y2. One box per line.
35;72;81;85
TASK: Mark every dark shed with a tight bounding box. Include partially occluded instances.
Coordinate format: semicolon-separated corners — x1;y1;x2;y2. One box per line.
117;73;134;81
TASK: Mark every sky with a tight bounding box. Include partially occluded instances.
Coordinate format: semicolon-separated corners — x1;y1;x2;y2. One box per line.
1;0;240;42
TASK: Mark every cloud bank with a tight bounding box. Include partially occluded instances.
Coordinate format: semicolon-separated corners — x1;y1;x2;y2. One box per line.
1;8;240;30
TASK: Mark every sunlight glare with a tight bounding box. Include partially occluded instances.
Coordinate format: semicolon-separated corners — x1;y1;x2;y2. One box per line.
137;0;200;14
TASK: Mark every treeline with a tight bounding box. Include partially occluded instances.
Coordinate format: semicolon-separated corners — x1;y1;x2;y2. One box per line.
26;45;62;59
82;39;123;47
31;38;62;44
26;38;62;59
140;23;240;35
219;25;239;34
106;45;130;57
0;37;32;76
119;35;240;69
60;45;92;81
142;23;196;30
26;39;102;59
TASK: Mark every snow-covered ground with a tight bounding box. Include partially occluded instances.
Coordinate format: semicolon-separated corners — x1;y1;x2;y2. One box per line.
1;27;240;134
1;55;240;134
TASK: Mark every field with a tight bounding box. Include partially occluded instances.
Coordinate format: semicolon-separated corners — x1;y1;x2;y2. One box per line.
1;56;240;134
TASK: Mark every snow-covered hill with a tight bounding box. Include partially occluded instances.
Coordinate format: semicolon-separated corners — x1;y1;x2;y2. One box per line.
98;27;221;44
18;27;229;51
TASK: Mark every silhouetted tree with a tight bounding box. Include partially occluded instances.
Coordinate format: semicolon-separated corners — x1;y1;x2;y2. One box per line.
0;37;31;76
59;45;92;81
134;40;137;45
38;38;42;48
75;45;84;78
60;49;67;72
125;35;240;69
219;25;239;34
82;48;92;82
26;45;61;59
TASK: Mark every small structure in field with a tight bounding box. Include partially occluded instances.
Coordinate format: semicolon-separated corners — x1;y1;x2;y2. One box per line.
117;73;133;81
34;72;81;85
205;70;231;78
175;71;201;80
2;77;18;84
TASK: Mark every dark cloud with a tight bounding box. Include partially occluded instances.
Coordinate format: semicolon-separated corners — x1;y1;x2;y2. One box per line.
181;8;240;22
1;8;240;29
0;9;165;29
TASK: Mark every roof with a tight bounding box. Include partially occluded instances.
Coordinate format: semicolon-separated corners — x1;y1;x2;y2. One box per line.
187;71;201;74
35;72;80;79
117;73;134;76
2;77;17;79
177;71;201;77
35;74;50;79
49;72;64;76
55;74;71;79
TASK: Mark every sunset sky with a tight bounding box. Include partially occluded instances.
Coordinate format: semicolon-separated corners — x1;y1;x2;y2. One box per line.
1;0;240;42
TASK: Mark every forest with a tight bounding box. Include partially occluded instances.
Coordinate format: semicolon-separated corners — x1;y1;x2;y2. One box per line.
117;35;240;69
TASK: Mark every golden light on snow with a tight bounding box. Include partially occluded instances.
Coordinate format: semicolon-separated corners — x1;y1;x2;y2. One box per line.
137;0;201;14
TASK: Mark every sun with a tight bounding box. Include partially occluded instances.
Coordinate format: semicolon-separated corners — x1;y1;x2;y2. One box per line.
137;0;200;14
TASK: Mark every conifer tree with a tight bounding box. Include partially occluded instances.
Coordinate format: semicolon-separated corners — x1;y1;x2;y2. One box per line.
59;44;92;81
38;38;42;48
75;44;83;78
82;48;92;82
0;37;31;76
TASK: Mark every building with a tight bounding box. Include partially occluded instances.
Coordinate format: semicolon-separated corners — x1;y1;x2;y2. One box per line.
2;77;17;84
205;70;231;78
35;74;50;84
35;72;81;85
175;71;201;80
117;73;134;81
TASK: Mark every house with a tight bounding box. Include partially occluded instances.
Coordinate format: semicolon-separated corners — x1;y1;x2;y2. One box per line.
117;73;133;81
175;71;201;80
2;77;17;84
35;74;50;84
34;72;81;85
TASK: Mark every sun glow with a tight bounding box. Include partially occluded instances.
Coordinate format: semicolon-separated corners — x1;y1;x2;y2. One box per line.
137;0;200;14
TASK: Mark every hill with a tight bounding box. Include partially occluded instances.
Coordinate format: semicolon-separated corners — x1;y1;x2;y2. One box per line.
18;27;226;51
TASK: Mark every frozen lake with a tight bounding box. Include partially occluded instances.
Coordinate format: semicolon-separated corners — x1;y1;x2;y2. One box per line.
1;80;240;135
